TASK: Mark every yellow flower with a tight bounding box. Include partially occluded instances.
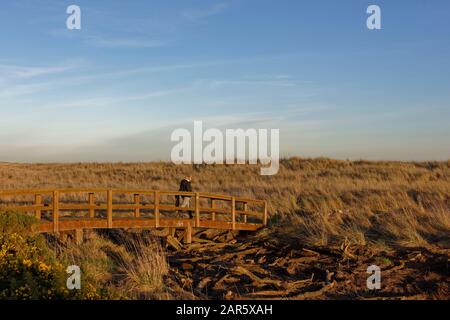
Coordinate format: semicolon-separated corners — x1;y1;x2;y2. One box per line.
38;262;51;273
22;259;33;268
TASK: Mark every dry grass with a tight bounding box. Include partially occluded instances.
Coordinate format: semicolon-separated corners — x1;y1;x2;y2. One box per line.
116;236;169;299
1;157;449;250
50;231;170;299
1;157;449;299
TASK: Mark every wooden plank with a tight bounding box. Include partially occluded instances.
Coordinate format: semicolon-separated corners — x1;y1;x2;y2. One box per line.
134;194;140;218
0;205;50;212
37;218;263;233
58;188;108;194
88;193;95;218
159;191;195;197
115;218;191;229
0;189;54;196
58;204;106;210
38;219;108;232
233;197;266;204
196;220;263;231
195;192;200;227
166;235;182;251
150;205;260;217
113;189;157;195
200;207;260;216
107;190;113;228
102;204;154;210
231;197;236;230
198;193;233;201
154;191;160;227
53;190;59;233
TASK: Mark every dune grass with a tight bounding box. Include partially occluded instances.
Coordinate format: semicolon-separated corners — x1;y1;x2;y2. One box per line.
0;158;449;299
1;158;448;249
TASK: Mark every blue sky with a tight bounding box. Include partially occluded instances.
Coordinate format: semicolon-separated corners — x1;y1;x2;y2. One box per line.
0;0;449;162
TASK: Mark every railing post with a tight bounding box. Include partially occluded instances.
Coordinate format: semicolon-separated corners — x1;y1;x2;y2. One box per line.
107;190;113;228
184;222;192;244
35;194;42;220
154;191;160;227
74;229;83;245
195;193;200;227
231;197;236;230
243;202;248;223
211;199;216;221
134;194;140;218
88;192;95;218
52;190;59;233
263;201;268;226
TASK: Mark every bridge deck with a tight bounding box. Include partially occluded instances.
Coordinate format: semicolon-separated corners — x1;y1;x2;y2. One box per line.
0;189;267;243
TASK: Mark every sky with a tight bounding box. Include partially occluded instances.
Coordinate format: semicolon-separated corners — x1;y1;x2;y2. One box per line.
0;0;449;162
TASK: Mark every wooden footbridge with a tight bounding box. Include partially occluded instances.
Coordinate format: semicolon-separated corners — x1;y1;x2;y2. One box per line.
0;189;267;244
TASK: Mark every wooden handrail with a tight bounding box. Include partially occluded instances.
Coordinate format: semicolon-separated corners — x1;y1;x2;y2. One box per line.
0;189;264;203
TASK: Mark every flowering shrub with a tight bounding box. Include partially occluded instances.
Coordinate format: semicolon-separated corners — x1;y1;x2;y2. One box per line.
0;211;105;300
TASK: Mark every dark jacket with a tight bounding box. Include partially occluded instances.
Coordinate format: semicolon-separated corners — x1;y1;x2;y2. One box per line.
179;179;192;192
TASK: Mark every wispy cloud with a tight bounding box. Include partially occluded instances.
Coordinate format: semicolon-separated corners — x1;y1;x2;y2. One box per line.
38;88;183;110
48;27;166;49
182;2;229;21
206;79;297;88
191;74;312;89
0;83;48;99
86;36;166;49
50;56;280;84
0;61;80;99
0;64;74;79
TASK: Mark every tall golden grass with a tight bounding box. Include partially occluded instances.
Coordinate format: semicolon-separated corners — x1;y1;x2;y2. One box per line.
1;157;449;249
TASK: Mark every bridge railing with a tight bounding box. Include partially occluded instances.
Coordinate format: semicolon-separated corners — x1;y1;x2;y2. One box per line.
0;189;267;233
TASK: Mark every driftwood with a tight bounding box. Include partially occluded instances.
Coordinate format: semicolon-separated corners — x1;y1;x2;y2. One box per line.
166;229;450;300
166;235;183;251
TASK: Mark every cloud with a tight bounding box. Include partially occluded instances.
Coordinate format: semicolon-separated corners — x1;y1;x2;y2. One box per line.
206;79;298;88
86;36;166;48
0;83;48;99
37;88;184;110
182;2;229;21
47;56;279;84
48;26;166;49
0;64;74;79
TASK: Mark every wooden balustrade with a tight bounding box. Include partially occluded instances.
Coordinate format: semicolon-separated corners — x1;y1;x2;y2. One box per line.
0;189;267;239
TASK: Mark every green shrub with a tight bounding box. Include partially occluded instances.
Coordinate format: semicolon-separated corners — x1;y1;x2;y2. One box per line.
0;211;106;300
